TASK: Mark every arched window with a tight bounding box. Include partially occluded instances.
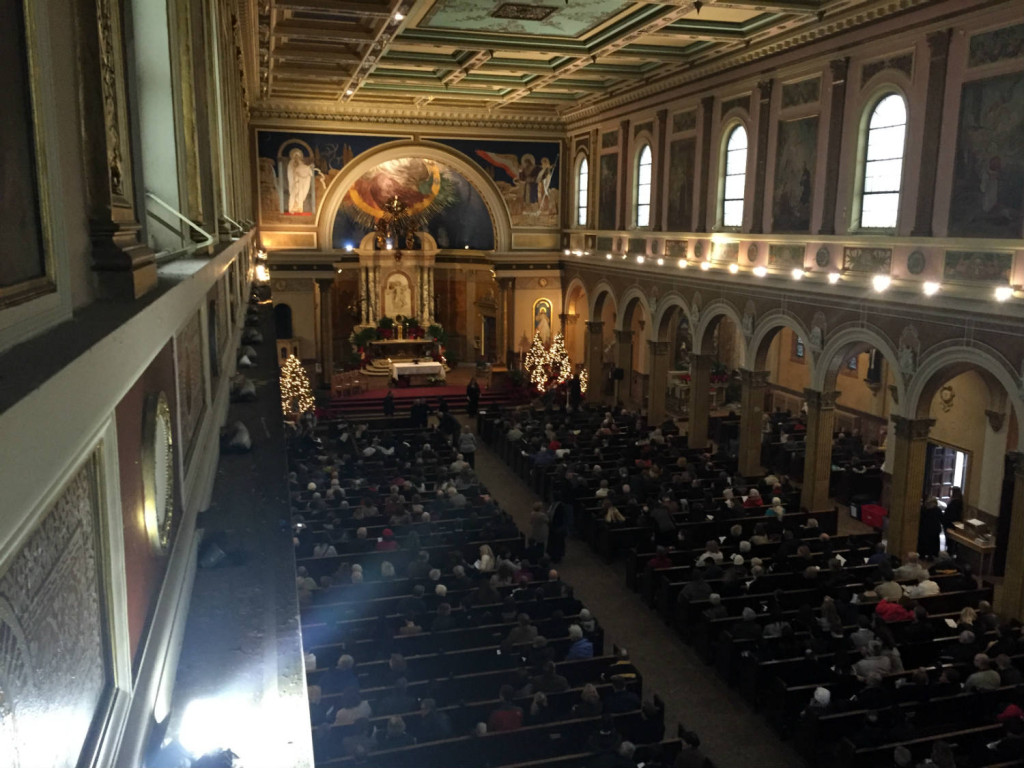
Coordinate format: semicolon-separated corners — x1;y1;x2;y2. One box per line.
722;126;747;227
576;156;589;226
635;144;652;227
859;94;907;229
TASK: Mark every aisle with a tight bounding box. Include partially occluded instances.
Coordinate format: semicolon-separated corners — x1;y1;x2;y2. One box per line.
469;426;804;768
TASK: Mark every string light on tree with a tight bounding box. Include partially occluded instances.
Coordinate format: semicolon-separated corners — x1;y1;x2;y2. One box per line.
280;354;315;415
549;332;572;385
525;332;549;392
579;366;589;394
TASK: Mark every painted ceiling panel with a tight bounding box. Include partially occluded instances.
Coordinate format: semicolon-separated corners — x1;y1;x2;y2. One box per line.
418;0;636;39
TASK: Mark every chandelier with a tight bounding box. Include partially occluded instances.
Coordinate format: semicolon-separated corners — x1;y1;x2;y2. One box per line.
375;195;418;262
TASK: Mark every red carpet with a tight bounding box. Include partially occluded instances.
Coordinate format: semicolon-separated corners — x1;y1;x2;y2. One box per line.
333;385;467;402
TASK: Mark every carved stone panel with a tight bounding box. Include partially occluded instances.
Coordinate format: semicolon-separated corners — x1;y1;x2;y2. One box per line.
0;455;113;768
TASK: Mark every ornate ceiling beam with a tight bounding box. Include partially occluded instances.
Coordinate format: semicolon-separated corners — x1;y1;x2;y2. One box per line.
273;0;394;16
272;43;360;63
339;0;407;103
441;49;493;87
272;19;375;43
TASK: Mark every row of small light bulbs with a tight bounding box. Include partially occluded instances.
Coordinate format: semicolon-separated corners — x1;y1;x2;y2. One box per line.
564;249;1018;302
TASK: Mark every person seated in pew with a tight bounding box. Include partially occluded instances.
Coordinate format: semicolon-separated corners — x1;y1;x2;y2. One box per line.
673;730;708;768
854;641;895;680
979;716;1024;764
720;555;747;597
573;684;604;718
604;674;641;714
646;546;673;572
875;570;904;601
339;717;376;759
750;522;771;546
377;677;419;716
996;653;1024;686
894;667;933;703
733;607;764;641
893;552;928;582
566;623;594;660
531;661;570;694
588;714;624;756
903;574;940;600
929;667;963;698
503;613;539;649
703;593;728;621
527;691;557;726
695;540;724;566
397;614;423;636
487;684;525;732
334;686;373;726
375;715;416;749
849;671;892;710
899;605;936;644
965;652;1002;691
416;698;452;743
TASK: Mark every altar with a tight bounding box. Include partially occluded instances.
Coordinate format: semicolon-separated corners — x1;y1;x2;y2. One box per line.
389;360;445;385
369;338;436;359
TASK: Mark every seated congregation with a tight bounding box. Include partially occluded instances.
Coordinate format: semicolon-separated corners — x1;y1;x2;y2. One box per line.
478;400;1024;767
287;413;707;768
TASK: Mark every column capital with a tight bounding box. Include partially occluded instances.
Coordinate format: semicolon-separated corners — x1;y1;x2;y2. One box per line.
740;368;771;388
757;78;774;100
614;329;634;344
926;28;952;58
986;410;1006;432
803;388;840;410
829;57;850;84
892;415;935;441
586;320;604;334
647;340;671;356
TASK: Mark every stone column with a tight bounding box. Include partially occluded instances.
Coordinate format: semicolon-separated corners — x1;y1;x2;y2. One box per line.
696;95;715;232
428;268;435;325
818;58;850;235
586;321;605;401
79;0;158;299
997;453;1024;619
497;277;513;365
647;341;671;424
800;389;840;511
359;266;369;325
316;278;335;387
912;29;952;237
887;416;936;558
738;369;770;477
749;79;774;234
652;109;669;231
614;330;634;404
688;354;713;450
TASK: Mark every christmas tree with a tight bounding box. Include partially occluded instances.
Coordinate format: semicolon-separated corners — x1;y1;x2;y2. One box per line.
525;332;549;392
280;354;315;415
549;332;572;386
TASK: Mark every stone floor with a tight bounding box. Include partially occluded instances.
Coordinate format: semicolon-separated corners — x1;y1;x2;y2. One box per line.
466;415;807;768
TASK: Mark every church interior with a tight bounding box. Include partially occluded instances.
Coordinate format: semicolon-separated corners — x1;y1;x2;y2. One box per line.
3;0;1024;766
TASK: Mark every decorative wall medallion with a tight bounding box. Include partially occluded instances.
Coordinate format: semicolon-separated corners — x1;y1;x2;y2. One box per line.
939;384;956;412
693;241;704;259
906;250;926;275
538;277;549;287
142;391;175;553
815;246;831;268
492;3;557;21
747;243;758;263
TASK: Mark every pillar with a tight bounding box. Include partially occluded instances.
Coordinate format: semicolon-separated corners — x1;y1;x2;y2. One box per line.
614;329;634;404
80;0;158;298
586;321;605;401
617;118;630;229
738;369;770;477
688;354;713;450
749;79;774;235
497;277;513;365
997;453;1024;619
818;58;849;235
696;95;715;232
652;109;669;231
886;416;935;558
912;29;952;237
316;278;335;387
647;341;671;424
800;389;840;512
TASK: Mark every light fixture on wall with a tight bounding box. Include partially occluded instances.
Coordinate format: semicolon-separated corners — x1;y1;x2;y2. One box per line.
871;274;891;292
374;195;418;263
827;271;841;284
995;285;1014;302
791;268;805;280
922;281;941;296
752;266;767;277
728;263;739;274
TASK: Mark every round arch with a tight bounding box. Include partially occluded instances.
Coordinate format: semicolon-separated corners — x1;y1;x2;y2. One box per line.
907;343;1024;449
589;280;617;320
314;140;514;252
563;277;589;312
614;287;652;333
693;298;747;361
652;291;693;339
747;310;816;373
812;323;906;410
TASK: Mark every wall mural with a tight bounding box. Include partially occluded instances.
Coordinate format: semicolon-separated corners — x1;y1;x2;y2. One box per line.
772;116;818;232
949;72;1024;238
599;154;618;230
175;311;206;466
432;137;560;228
534;298;553;344
256;131;396;225
331;157;495;250
666;138;695;231
0;454;113;768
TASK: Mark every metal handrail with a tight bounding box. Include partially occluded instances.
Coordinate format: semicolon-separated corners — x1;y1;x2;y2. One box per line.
221;214;247;237
144;192;215;261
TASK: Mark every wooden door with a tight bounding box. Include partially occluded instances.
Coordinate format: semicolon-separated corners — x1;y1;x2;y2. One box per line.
925;443;957;500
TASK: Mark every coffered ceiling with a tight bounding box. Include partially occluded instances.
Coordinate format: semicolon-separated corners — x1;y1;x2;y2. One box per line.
249;0;918;125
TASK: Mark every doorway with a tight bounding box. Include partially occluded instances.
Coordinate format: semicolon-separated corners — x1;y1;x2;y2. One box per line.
925;442;969;502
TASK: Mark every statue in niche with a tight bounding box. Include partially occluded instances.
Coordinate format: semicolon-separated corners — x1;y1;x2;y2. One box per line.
384;273;412;318
810;311;826;352
286;148;316;214
741;300;755;337
898;325;920;377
